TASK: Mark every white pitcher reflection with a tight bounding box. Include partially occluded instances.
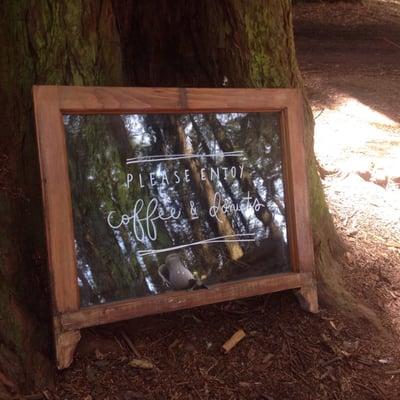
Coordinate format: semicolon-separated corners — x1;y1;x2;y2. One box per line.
158;253;207;291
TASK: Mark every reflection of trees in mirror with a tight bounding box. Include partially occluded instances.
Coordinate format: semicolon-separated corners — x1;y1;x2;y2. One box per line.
63;112;291;306
65;115;152;305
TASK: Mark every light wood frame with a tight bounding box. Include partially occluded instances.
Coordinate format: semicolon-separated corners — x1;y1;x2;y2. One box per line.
33;86;318;369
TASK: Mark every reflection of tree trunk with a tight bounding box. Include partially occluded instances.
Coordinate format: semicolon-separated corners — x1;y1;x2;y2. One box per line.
76;265;97;305
181;191;218;275
145;116;219;272
107;116;131;164
189;115;249;232
66;117;149;303
172;116;243;260
205;115;282;239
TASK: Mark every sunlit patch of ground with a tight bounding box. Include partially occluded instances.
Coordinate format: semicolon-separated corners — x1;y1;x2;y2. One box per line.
314;96;400;342
295;0;400;343
314;96;400;186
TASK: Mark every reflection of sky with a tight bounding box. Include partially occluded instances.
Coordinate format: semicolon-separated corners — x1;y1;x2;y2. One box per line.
124;115;152;147
75;240;95;287
216;113;247;124
135;251;157;294
114;230;156;293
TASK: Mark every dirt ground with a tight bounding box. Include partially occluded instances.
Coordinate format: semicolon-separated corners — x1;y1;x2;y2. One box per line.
45;2;400;399
295;0;400;340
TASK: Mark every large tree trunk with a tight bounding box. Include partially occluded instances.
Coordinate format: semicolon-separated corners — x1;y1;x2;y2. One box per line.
0;0;123;392
0;0;339;392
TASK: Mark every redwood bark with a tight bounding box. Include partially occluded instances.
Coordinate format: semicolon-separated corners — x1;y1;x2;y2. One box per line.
0;0;339;391
0;0;122;391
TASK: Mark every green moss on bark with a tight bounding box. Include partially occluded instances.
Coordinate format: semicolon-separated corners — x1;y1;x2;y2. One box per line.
0;0;123;391
241;2;345;294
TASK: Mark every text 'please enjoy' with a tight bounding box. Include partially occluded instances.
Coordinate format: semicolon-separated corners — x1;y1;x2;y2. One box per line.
126;164;245;189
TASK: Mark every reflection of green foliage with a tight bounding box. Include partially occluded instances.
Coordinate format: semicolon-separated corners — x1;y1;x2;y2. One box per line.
65;112;290;306
66;115;148;305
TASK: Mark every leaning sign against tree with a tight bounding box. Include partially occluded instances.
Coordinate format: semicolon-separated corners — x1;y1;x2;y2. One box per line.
33;86;317;368
0;1;337;391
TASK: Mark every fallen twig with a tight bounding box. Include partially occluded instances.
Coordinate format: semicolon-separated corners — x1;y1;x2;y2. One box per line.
222;329;246;353
21;394;44;400
384;369;400;375
353;380;380;397
383;37;400;50
314;108;325;120
0;373;15;391
321;356;342;368
121;331;141;358
129;359;154;369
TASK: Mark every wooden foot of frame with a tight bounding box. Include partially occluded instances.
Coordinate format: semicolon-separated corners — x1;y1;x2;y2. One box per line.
295;280;318;313
55;330;81;369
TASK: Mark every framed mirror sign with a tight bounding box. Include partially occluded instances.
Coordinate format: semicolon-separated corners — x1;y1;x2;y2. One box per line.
33;86;317;369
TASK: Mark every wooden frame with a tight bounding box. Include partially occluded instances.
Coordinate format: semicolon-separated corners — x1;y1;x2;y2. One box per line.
33;86;317;369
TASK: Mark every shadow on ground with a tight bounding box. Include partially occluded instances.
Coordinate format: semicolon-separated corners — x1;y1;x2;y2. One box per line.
294;1;400;123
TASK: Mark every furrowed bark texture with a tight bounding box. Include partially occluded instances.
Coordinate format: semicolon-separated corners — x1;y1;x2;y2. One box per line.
0;0;339;391
0;0;122;391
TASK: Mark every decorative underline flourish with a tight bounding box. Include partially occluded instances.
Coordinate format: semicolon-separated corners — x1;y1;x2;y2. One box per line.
137;233;256;257
126;151;244;165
